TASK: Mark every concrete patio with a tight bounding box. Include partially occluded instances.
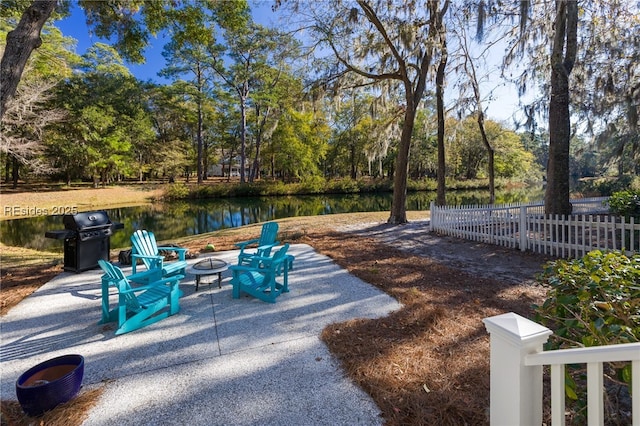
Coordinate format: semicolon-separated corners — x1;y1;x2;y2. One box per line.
1;244;401;425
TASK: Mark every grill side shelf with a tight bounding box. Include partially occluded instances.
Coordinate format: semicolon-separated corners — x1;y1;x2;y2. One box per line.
44;230;75;240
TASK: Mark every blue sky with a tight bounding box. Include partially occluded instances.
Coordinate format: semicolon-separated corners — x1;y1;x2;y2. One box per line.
53;1;521;124
55;1;278;85
57;3;167;84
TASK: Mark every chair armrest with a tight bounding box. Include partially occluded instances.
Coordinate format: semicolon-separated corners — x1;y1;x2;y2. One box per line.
120;275;185;294
157;246;188;261
157;246;187;252
244;254;273;263
256;243;278;251
229;265;257;273
234;238;259;249
151;274;184;286
233;253;285;269
264;256;286;268
126;269;161;282
131;253;164;262
119;283;161;294
131;253;163;273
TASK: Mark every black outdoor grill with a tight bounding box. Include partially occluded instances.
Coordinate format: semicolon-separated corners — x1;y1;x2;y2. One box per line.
45;211;123;273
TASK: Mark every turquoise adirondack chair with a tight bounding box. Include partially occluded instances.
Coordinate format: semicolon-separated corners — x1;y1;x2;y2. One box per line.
230;243;291;303
235;221;280;266
130;230;187;280
98;260;182;335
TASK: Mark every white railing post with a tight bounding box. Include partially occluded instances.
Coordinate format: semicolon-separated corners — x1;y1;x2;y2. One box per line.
430;201;436;230
483;312;553;426
519;206;527;252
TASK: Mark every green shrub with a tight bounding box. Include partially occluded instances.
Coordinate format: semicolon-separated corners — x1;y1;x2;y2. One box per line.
233;182;269;197
577;175;640;196
608;189;640;218
190;185;217;198
326;178;360;194
406;179;428;192
358;178;393;193
535;250;640;423
536;250;640;347
163;183;189;200
297;176;326;194
258;180;289;196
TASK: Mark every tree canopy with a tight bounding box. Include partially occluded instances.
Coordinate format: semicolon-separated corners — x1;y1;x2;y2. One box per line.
1;0;638;215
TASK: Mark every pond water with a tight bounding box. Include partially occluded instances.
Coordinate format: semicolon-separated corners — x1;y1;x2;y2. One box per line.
1;188;543;252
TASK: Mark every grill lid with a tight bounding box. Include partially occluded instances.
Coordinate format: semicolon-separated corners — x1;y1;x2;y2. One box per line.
63;211;112;230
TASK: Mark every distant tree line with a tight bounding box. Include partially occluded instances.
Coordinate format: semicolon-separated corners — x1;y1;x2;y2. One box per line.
1;1;637;222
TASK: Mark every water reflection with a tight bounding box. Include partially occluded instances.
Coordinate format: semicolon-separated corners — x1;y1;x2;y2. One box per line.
1;189;543;252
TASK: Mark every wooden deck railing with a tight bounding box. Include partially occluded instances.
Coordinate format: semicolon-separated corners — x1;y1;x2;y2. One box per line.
483;312;640;426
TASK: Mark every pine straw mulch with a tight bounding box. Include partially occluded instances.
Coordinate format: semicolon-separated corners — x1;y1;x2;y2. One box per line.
0;264;63;316
0;388;104;426
302;230;546;425
1;226;547;425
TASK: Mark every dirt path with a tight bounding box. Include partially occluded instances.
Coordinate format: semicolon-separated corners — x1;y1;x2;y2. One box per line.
339;219;551;285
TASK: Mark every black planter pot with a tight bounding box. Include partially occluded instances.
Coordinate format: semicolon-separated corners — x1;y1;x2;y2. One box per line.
15;354;84;416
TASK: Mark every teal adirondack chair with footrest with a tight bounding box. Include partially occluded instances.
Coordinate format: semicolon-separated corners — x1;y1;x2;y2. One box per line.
98;260;182;335
235;222;279;267
230;243;291;303
130;230;187;280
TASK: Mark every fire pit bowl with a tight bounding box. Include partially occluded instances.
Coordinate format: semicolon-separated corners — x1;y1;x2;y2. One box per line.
16;354;84;416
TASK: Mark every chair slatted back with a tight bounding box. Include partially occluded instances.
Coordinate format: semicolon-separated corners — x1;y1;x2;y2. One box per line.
131;230;160;270
98;260;141;311
258;222;279;246
260;244;289;279
270;243;288;265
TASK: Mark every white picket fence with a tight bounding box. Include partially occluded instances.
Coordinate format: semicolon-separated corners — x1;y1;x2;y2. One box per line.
430;197;640;257
484;312;640;426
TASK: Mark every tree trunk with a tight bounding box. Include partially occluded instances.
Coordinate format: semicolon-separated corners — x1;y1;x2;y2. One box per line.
196;67;204;184
239;100;247;183
0;0;56;120
139;153;143;182
270;152;275;179
350;143;357;179
387;0;445;224
477;112;495;204
11;155;19;189
239;88;248;184
4;155;9;183
250;104;269;182
435;43;447;207
197;101;203;183
221;148;227;180
545;0;577;216
388;103;416;224
203;139;208;180
250;135;261;182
